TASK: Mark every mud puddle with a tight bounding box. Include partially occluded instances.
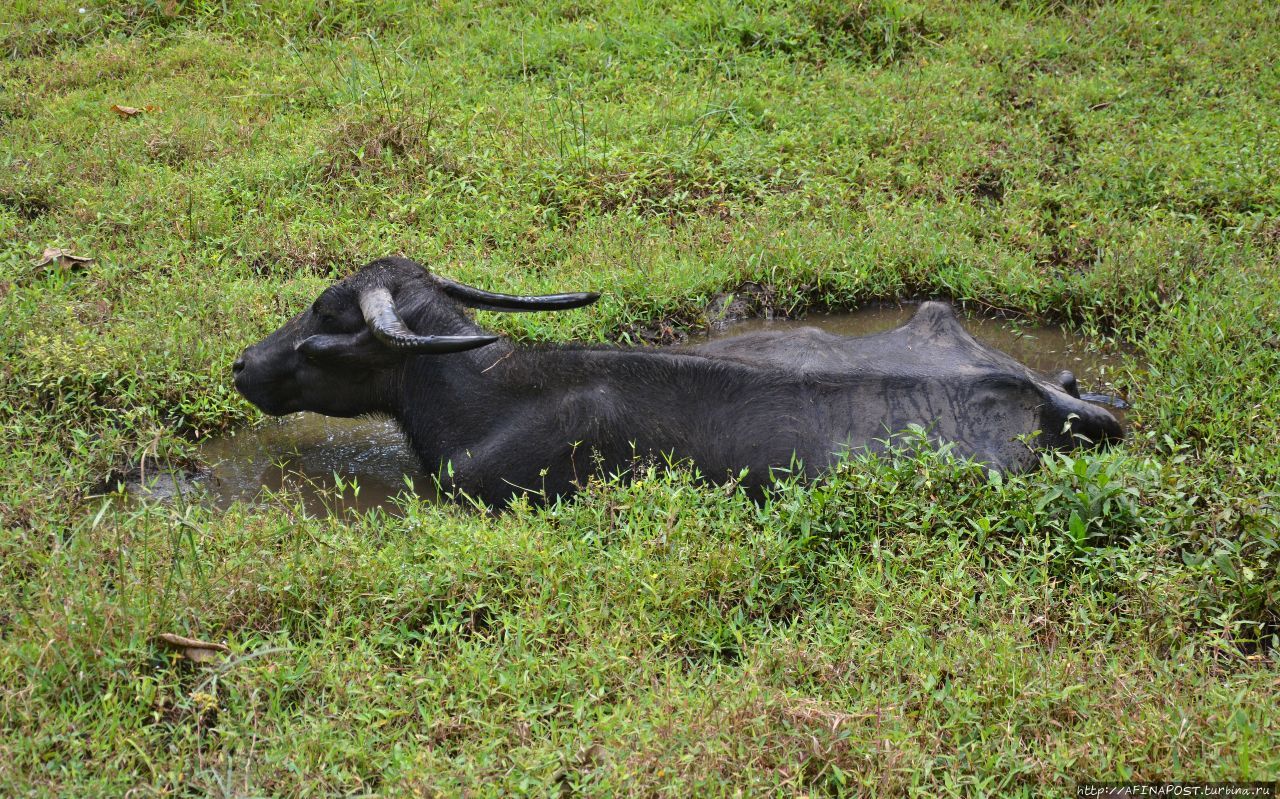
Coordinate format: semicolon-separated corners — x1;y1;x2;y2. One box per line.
121;304;1131;514
117;416;427;516
194;415;427;513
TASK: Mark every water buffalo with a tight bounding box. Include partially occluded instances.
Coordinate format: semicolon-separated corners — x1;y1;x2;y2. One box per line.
233;256;1123;507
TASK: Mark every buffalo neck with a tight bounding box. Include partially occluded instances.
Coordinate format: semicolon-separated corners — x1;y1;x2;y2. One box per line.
386;303;535;458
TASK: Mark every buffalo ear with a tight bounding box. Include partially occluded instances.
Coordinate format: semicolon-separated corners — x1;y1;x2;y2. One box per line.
297;330;404;367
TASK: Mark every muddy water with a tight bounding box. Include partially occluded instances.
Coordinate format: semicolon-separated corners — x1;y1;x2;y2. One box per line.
138;305;1128;514
188;415;427;515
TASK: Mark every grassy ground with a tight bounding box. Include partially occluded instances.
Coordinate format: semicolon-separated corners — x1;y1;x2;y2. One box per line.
2;0;1278;795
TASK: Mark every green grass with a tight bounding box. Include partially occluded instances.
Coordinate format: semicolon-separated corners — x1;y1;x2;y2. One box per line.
2;0;1278;795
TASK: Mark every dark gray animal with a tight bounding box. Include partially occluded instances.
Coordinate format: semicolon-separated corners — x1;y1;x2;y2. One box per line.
233;257;1123;507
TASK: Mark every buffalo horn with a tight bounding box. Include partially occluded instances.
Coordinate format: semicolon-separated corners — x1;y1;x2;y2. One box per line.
359;287;498;353
437;276;599;312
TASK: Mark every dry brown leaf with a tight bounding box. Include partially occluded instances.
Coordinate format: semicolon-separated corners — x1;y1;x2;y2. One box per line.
111;104;159;117
33;248;94;272
155;633;230;664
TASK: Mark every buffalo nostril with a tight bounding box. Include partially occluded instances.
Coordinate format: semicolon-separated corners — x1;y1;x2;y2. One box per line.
232;357;246;375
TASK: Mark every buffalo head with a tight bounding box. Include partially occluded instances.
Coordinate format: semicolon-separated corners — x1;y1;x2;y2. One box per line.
232;256;599;417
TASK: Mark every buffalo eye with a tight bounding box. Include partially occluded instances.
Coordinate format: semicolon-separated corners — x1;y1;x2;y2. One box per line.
311;305;349;334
